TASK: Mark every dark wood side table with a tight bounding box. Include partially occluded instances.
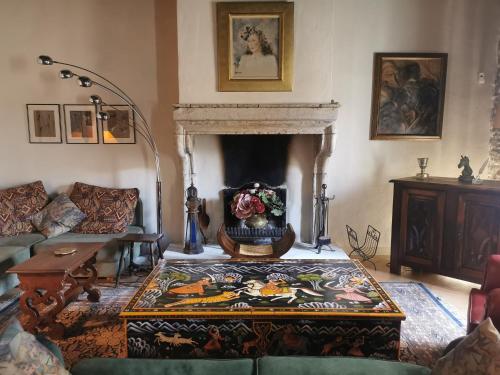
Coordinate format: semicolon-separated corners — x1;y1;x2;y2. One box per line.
115;233;164;287
7;243;103;338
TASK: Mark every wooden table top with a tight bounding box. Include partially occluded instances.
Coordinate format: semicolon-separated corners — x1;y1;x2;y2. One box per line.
117;233;164;243
7;242;103;275
121;259;405;320
390;176;500;193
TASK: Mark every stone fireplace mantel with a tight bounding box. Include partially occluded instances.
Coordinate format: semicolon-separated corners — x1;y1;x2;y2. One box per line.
173;103;340;135
172;102;340;243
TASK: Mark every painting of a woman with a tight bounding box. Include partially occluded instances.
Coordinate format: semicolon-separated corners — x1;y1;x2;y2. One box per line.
231;17;280;80
233;25;278;79
217;2;293;91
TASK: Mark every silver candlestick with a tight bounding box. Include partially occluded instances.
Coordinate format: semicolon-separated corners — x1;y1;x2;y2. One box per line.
416;158;429;179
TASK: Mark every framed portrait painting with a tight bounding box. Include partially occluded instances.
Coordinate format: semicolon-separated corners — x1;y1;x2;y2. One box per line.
63;104;98;144
370;53;448;140
101;105;136;144
217;2;294;92
26;104;62;143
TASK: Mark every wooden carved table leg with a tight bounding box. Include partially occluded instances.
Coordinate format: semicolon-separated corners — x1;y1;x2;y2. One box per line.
72;254;101;302
17;274;67;338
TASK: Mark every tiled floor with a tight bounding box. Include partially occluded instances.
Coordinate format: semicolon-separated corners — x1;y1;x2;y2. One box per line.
360;255;479;322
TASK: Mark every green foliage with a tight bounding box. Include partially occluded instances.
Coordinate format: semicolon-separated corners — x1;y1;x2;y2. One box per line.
257;191;285;216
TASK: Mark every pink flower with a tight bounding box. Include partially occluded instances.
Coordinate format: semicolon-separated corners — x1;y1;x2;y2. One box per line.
231;193;265;219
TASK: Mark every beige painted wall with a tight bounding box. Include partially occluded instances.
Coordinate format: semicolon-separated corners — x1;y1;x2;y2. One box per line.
2;0;497;250
177;0;500;253
0;0;180;239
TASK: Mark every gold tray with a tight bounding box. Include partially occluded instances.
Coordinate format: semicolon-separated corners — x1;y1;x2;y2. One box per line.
53;247;77;256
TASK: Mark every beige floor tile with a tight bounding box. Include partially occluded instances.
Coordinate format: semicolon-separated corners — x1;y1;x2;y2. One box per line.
354;255;480;322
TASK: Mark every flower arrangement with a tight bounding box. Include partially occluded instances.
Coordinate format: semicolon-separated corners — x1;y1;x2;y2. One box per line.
230;183;285;220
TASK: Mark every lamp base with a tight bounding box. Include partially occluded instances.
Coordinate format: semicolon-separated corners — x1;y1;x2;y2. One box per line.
416;172;429;179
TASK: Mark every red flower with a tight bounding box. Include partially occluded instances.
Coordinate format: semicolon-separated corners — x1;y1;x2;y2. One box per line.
251;196;265;214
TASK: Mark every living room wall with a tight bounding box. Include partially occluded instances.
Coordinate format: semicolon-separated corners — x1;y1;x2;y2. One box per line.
0;0;181;238
177;0;500;253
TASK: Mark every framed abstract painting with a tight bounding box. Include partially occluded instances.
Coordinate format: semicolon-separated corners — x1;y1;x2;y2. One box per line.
370;53;448;140
217;1;294;92
63;104;98;144
26;104;62;143
101;105;136;144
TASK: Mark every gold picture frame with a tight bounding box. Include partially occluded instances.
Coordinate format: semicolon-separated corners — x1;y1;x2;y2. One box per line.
217;2;294;92
369;52;448;140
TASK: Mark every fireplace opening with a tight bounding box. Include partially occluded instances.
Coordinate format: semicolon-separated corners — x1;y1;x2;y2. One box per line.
220;135;291;244
220;135;291;187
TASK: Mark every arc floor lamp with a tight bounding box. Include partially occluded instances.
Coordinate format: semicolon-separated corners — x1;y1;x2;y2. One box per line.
38;55;167;250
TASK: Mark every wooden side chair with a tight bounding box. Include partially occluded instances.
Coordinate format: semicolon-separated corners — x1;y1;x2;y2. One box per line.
346;224;380;270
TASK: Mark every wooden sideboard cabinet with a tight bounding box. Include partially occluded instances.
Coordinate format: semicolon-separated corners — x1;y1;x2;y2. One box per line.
390;177;500;284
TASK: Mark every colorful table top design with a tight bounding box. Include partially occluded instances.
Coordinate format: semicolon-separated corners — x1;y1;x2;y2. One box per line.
120;259;405;319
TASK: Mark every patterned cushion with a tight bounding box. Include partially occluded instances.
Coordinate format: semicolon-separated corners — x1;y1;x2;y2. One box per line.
31;193;86;238
0;319;68;375
70;182;139;234
432;318;500;374
0;181;48;237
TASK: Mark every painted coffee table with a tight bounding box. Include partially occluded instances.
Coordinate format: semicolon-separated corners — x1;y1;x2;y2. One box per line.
120;259;405;359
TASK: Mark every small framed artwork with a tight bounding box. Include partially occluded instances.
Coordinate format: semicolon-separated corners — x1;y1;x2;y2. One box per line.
26;104;62;143
370;52;448;140
217;1;294;92
63;104;98;144
101;105;136;144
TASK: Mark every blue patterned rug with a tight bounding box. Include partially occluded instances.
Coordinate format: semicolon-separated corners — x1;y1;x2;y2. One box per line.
381;282;466;368
0;281;466;369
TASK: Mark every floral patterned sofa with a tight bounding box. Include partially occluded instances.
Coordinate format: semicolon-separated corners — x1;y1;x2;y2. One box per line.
0;181;146;296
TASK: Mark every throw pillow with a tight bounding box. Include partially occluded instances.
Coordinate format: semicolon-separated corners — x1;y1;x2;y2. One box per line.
0;181;49;237
432;317;500;374
31;193;86;238
69;182;139;234
0;319;68;375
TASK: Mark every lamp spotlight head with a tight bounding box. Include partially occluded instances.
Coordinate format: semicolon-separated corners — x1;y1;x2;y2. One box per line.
89;95;102;105
77;76;93;87
59;69;74;79
37;55;53;65
97;111;109;121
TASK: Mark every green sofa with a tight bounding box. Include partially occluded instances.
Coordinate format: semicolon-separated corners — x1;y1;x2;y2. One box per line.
69;356;430;375
0;199;146;296
0;234;45;295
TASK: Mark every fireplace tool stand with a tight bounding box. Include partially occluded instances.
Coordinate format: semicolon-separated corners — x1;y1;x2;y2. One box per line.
314;184;335;254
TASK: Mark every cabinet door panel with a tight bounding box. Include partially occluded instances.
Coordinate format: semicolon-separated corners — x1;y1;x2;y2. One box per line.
456;193;500;281
400;189;445;271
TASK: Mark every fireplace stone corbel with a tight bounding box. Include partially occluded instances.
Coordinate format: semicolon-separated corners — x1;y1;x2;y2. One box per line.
173;102;340;244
